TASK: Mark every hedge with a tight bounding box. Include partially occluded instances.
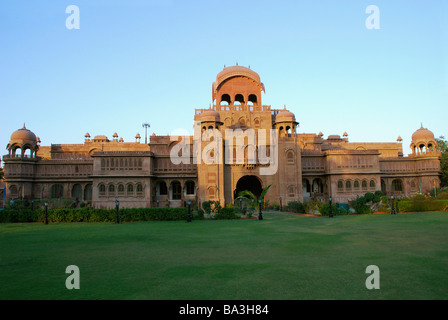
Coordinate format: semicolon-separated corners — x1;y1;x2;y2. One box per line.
0;207;191;223
397;200;448;213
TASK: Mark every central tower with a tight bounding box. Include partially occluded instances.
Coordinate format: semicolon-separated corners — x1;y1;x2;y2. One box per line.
195;65;303;206
212;65;265;106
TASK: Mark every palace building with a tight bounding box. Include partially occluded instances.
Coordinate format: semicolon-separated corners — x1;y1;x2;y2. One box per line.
2;66;442;208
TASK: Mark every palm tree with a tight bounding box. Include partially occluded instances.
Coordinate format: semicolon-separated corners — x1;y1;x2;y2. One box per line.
236;182;273;212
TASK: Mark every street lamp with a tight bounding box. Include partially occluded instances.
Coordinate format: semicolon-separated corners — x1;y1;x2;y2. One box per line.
391;194;395;215
258;198;263;220
44;201;48;224
329;196;333;218
279;197;282;211
115;200;120;223
142;122;150;144
187;200;192;222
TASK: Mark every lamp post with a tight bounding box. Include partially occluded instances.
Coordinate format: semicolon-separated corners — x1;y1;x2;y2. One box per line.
187;200;192;222
156;199;159;207
44;201;48;224
329;196;333;218
142;122;150;144
115;200;120;224
391;194;395;215
258;198;263;220
279;197;282;211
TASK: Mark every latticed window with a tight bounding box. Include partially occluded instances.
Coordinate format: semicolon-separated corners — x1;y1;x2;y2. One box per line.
136;184;143;194
345;181;351;190
337;181;343;191
99;184;106;195
362;180;368;190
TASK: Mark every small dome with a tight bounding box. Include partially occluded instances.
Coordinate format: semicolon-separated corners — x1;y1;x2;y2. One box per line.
275;108;296;123
343;132;348;137
113;132;118;138
119;137;124;142
85;132;90;138
200;109;221;122
397;136;403;142
8;124;37;148
412;124;435;143
135;133;141;139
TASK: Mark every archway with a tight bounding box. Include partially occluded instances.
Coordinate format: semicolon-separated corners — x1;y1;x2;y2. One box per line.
234;175;262;200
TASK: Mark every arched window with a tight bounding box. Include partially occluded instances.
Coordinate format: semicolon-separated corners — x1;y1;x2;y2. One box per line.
381;179;386;193
51;184;64;199
287;150;295;164
254;118;260;129
72;184;82;200
158;181;167;195
186;181;195;195
208;187;215;199
171;181;181;200
9;185;18;198
84;184;92;201
127;184;134;195
248;94;258;105
370;180;376;189
362;180;368;190
345;181;352;190
312;178;323;193
337;180;343;191
108;184;115;194
235;94;245;105
136;183;143;194
354;180;360;190
99;184;106;195
392;179;403;192
288;185;295;197
118;184;124;194
220;94;231;105
303;179;311;193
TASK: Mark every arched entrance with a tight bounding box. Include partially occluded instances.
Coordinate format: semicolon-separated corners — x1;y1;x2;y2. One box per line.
234;175;263;200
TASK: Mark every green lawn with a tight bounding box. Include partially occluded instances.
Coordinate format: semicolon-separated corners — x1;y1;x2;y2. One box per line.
0;212;447;300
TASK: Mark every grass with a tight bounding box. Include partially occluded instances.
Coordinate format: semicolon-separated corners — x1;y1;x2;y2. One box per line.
0;212;447;300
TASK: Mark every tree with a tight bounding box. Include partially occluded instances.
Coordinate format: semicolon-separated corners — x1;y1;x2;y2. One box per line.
236;183;273;212
436;136;448;187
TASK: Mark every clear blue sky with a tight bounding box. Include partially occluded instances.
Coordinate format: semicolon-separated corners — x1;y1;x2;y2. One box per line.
1;0;447;165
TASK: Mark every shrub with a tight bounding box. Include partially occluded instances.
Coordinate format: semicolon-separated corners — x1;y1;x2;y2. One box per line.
365;192;374;202
286;201;305;213
397;200;448;213
304;200;323;214
214;207;240;220
0;207;190;223
348;196;371;214
197;209;205;219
